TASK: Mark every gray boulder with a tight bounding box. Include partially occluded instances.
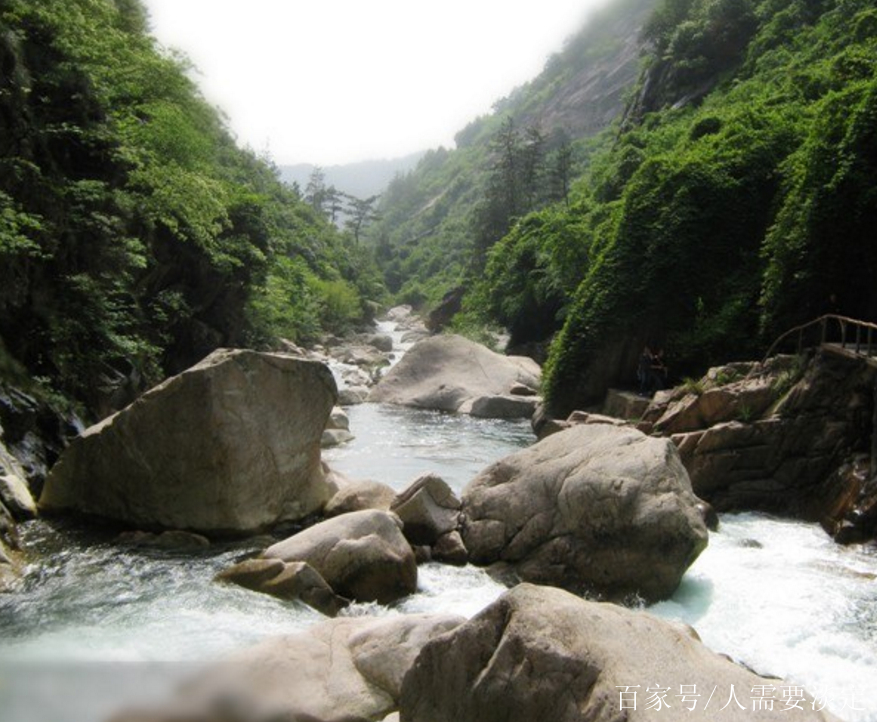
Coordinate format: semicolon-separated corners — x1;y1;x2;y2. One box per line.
462;424;708;601
263;509;417;604
391;473;461;546
368;335;540;418
116;614;464;722
321;428;355;448
401;584;839;722
367;334;394;353
217;558;346;617
0;442;36;520
326;405;350;430
325;478;397;517
40;349;337;535
460;394;539;419
385;304;413;322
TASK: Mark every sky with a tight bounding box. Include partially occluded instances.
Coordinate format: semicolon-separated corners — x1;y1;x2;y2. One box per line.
141;0;609;166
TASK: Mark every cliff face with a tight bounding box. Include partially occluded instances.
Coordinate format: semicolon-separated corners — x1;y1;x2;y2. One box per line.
511;0;655;140
638;348;877;544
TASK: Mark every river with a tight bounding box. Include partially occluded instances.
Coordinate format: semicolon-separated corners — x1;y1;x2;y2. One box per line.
1;322;876;721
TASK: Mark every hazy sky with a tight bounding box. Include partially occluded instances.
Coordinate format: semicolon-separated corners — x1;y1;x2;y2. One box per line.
142;0;608;166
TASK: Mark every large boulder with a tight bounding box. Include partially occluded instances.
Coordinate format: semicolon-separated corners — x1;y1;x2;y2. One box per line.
263;509;417;604
368;335;541;418
391;473;461;546
400;584;840;722
114;614;464;722
461;424;708;601
40;349;337;535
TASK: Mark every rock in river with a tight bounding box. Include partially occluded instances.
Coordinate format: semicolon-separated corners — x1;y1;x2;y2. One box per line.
368;334;540;418
461;423;708;601
113;613;464;722
400;584;840;722
263;509;417;604
40;349;337;535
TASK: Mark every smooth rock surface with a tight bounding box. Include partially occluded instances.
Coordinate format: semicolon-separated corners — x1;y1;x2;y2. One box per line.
462;424;709;601
263;509;417;604
325;478;396;517
368;335;540;417
40;349;337;534
391;473;461;546
400;584;840;722
117;614;464;722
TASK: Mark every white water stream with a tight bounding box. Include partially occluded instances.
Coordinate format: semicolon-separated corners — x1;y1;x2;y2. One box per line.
1;320;875;720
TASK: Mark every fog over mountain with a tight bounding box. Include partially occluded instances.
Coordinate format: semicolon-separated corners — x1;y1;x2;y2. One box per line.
279;151;427;200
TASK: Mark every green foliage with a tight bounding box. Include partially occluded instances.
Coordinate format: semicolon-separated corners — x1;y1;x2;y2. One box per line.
0;0;383;414
536;0;877;415
683;376;706;395
367;0;657;310
309;277;363;335
737;402;754;422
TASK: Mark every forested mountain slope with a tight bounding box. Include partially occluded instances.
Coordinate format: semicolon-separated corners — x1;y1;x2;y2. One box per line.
367;0;658;307
469;0;877;415
0;0;382;416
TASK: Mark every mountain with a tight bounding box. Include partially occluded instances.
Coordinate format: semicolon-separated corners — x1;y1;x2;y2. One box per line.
0;0;383;417
472;0;877;416
279;151;427;200
366;0;659;307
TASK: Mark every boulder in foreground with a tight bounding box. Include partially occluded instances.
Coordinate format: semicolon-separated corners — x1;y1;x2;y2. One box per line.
462;424;708;601
401;584;840;722
112;614;463;722
368;335;540;418
40;349;337;535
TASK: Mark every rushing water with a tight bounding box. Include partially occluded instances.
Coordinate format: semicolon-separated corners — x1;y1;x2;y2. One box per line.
1;322;876;720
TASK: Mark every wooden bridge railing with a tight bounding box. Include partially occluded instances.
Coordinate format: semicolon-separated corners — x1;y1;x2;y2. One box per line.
761;314;877;365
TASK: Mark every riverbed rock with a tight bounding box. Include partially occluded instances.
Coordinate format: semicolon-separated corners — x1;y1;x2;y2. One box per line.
391;473;461;546
339;385;369;405
426;286;465;333
668;349;877;526
263;509;417;604
461;424;708;601
0;441;36;520
40;349;337;535
217;557;346;616
0;385;81;498
367;334;394;353
602;388;650;420
116;613;464;722
385;305;413;322
400;583;840;722
432;530;468;565
460;394;540;419
325;478;396;517
369;335;541;418
321;428;355;448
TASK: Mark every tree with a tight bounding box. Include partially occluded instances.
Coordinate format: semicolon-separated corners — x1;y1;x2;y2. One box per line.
305;167;327;215
344;194;381;244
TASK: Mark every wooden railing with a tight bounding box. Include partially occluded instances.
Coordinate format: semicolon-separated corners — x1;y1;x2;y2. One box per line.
761;314;877;364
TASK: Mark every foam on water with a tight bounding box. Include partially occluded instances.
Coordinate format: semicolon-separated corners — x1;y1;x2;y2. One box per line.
651;513;877;721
